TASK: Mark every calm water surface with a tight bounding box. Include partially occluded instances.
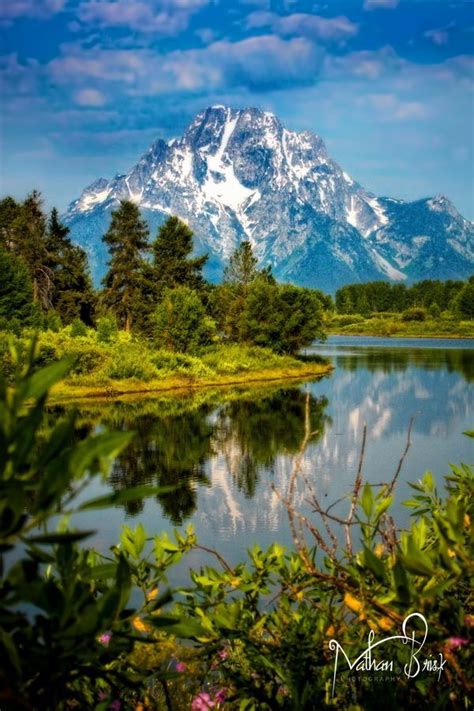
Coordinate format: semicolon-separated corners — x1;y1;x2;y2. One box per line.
64;336;473;578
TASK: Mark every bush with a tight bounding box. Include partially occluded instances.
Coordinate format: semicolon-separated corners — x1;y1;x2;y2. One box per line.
97;314;118;343
70;318;88;337
104;344;159;381
402;306;428;322
154;287;216;353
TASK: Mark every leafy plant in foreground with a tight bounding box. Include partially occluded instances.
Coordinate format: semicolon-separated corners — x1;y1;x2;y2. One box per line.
0;343;195;709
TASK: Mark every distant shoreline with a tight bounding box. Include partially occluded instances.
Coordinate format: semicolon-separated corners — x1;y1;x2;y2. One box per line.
328;330;474;340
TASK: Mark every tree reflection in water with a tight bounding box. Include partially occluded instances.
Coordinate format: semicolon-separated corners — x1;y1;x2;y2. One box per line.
100;388;330;522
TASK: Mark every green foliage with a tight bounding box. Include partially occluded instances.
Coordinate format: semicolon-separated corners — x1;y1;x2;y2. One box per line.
402;306;428;322
154;286;216;353
0;346;194;709
102;200;151;332
152;216;208;297
10;191;52;309
336;278;471;316
96;314;119;343
223;240;259;290
0;248;34;324
455;283;474;319
46;208;96;325
166;459;473;709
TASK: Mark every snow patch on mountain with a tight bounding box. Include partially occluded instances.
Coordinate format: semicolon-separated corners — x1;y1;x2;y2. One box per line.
64;105;474;291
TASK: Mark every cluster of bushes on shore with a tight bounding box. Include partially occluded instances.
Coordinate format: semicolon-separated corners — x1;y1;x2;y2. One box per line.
1;352;472;709
328;308;474;338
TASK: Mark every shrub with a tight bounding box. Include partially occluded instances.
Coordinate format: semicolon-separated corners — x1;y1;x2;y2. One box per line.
154;287;216;353
104;343;159;381
70;317;88;337
402;306;428;322
97;314;118;343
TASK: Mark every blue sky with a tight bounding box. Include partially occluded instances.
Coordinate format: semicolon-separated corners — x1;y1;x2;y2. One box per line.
1;0;473;217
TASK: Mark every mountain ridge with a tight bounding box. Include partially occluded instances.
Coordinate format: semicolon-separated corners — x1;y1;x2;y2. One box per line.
64;105;474;292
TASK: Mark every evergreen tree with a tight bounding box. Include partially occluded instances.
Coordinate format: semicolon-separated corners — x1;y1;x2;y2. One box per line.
154;286;215;352
0;197;21;249
46;209;96;325
102;201;150;332
0;248;34;324
152;216;207;296
11;191;52;309
223;240;258;291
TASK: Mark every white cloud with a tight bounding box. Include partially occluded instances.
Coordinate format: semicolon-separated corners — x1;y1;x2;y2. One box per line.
77;0;208;34
246;11;358;42
49;34;324;94
74;87;107;106
363;0;399;10
0;0;65;21
365;93;427;120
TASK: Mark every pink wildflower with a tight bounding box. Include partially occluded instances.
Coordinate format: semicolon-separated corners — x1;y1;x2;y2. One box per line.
175;661;187;672
446;637;468;650
191;692;215;710
98;632;112;647
215;688;227;703
217;649;228;661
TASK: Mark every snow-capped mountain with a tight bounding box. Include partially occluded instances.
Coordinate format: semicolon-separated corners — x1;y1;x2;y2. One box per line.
64;106;474;291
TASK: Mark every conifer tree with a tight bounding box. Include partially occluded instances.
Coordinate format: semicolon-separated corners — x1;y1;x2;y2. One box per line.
102;200;150;332
0;197;21;249
223;240;258;292
11;191;52;309
0;248;34;323
152;216;207;296
46;209;96;324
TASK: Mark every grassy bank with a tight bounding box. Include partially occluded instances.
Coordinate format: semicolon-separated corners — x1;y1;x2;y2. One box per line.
1;327;332;402
327;312;474;338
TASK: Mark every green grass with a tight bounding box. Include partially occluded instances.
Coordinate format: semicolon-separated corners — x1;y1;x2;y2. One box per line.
327;312;474;338
0;326;332;401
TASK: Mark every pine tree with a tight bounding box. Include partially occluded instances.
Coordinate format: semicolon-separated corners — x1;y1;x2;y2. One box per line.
152;216;208;296
102;201;150;332
223;240;258;291
0;248;34;323
0;197;21;249
11;191;52;309
46;209;96;325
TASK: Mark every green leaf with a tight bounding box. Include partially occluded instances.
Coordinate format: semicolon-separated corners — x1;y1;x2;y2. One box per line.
70;431;134;477
21;359;73;402
26;530;95;544
147;615;209;639
363;546;386;582
360;483;373;518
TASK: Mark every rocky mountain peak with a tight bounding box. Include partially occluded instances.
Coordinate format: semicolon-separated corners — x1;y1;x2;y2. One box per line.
64;105;474;291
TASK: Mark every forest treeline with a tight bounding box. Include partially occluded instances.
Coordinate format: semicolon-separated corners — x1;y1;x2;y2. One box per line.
0;191;472;356
0;192;328;355
335;277;474;318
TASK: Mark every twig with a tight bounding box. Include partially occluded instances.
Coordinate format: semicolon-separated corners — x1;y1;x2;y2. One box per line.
345;424;367;557
385;415;416;496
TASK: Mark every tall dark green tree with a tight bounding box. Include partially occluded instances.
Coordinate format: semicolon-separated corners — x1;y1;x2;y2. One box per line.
0;197;21;249
46;209;96;325
11;191;52;309
0;248;34;324
152;216;208;296
102;201;150;332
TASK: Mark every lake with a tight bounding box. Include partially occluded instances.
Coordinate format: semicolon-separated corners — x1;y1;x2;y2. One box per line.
62;335;473;580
